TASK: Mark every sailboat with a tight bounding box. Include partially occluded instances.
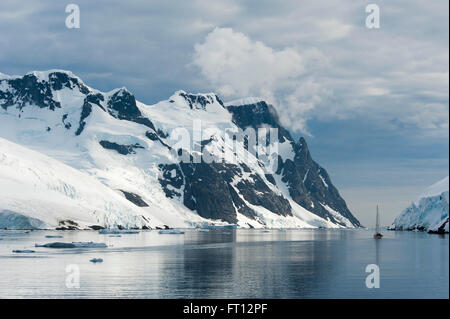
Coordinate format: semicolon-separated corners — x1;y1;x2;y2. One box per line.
373;205;383;239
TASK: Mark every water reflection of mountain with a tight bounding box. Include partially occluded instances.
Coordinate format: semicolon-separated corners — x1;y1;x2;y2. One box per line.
157;230;351;298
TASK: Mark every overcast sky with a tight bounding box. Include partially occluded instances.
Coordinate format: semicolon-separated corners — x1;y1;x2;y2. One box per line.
1;0;448;226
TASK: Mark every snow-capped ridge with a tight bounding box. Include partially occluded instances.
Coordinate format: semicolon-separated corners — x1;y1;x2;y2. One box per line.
167;90;224;110
27;69;84;84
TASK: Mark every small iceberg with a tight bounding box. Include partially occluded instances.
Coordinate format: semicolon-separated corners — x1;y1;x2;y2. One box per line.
35;242;107;248
90;258;103;263
196;229;210;233
12;249;35;253
99;229;139;234
158;229;185;234
261;229;270;233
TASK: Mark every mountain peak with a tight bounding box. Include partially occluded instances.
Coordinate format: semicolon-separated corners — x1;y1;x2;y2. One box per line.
170;90;223;109
26;69;84;84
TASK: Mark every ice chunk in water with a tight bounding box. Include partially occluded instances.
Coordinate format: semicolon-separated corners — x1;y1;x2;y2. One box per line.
12;249;35;253
90;258;103;263
99;229;139;234
35;242;107;248
158;229;184;234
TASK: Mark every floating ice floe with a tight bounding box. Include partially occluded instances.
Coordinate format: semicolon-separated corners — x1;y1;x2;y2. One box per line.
35;242;107;248
12;249;35;253
158;229;185;234
90;258;103;263
99;229;139;235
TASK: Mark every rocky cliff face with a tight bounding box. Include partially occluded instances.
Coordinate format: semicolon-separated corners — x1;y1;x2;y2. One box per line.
0;70;360;229
226;101;360;227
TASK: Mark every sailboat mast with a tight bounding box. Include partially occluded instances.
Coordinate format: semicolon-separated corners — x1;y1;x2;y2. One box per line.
376;205;379;232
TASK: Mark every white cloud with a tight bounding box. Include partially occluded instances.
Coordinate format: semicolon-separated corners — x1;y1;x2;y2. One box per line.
192;27;327;133
399;103;449;131
314;19;353;41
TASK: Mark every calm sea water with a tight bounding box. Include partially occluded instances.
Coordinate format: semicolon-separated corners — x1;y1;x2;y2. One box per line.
0;229;448;298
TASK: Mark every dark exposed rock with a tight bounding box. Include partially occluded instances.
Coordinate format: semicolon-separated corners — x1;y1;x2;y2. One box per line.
227;101;361;227
227;183;256;219
145;131;159;141
158;164;184;198
85;92;105;109
55;226;78;230
179;92;220;110
235;174;291;217
227;101;292;142
0;74;61;111
107;88;155;130
285;137;361;226
265;174;276;185
75;100;92;135
89;225;105;230
99;140;144;155
62;114;71;129
146;130;171;149
48;71;89;94
0;71;91;111
428;217;449;234
157;128;169;138
158;159;292;224
75;93;108;136
59;219;78;227
119;190;149;207
180;162;241;223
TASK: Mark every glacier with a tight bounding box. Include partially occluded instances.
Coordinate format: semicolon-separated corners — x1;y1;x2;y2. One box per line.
390;176;449;233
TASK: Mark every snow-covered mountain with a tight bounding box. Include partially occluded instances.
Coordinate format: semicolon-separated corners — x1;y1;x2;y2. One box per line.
390;176;449;234
0;70;360;229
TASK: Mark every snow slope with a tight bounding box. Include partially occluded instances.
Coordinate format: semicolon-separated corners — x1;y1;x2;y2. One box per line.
0;137;209;229
390;176;449;233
